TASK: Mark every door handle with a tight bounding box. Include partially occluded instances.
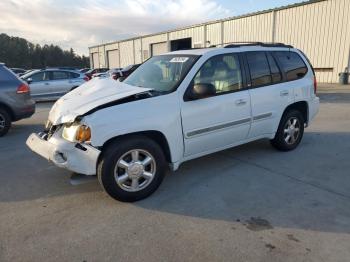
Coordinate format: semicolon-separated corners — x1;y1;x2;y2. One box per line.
44;82;50;85
280;90;289;96
235;99;247;106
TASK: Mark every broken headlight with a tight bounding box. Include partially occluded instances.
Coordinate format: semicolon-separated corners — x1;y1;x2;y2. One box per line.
62;124;91;143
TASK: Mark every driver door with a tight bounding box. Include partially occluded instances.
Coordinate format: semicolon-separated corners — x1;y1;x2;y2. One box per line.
180;53;252;157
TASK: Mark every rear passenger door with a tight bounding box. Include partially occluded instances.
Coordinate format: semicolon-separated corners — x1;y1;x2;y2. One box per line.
50;71;71;96
246;51;294;138
246;51;308;138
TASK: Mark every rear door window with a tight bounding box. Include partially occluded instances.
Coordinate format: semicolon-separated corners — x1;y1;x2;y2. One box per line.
30;72;50;82
52;71;70;80
246;52;272;87
273;51;308;81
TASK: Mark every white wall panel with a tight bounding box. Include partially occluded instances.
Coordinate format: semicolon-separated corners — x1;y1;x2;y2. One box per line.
89;0;350;83
119;40;134;67
223;12;274;44
206;22;222;46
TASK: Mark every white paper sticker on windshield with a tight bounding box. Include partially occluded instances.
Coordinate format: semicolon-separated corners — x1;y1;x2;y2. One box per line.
170;57;189;63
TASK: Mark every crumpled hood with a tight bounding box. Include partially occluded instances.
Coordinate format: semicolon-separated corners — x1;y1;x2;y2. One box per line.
48;77;151;125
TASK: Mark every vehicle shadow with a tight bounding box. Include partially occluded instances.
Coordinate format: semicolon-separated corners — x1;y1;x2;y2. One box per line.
136;131;350;234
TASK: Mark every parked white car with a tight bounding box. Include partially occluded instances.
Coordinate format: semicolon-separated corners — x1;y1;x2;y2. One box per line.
21;68;88;101
26;43;319;202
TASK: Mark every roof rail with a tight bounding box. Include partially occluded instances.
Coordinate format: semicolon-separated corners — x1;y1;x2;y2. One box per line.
224;42;293;48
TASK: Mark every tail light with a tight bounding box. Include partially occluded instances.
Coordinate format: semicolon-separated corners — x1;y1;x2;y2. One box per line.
83;76;89;81
313;76;317;94
17;83;30;94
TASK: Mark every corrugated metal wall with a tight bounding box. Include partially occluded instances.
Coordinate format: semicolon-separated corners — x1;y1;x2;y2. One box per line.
142;34;168;61
206;22;222;46
134;39;142;64
274;0;350;82
89;0;350;83
119;40;134;67
169;26;205;47
223;12;274;43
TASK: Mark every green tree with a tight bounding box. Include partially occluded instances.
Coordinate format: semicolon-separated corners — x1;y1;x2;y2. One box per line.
0;33;89;69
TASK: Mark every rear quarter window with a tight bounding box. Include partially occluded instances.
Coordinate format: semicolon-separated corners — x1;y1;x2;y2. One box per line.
273;51;308;81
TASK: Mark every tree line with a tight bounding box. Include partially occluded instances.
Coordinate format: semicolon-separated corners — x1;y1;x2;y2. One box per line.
0;33;89;69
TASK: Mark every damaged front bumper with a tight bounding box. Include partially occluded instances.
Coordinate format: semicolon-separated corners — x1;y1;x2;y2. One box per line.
26;128;100;175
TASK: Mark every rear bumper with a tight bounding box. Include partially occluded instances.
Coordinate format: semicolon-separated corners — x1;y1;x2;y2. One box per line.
26;130;100;175
13;99;35;121
308;96;320;124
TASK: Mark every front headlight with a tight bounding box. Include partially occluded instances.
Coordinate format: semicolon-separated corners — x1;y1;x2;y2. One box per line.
62;124;91;143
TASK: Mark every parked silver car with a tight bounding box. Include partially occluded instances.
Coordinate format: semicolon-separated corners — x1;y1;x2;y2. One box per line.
21;68;88;101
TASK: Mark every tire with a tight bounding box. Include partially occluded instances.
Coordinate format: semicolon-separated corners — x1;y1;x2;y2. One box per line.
270;109;305;151
97;135;167;202
0;108;11;137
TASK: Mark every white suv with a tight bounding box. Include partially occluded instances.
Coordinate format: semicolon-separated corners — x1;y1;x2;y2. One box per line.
26;43;319;202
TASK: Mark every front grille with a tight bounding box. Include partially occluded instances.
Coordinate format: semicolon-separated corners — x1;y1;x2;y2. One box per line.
40;122;62;140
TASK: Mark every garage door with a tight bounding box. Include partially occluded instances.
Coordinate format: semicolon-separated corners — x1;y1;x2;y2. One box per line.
151;42;168;56
92;53;99;69
107;49;120;68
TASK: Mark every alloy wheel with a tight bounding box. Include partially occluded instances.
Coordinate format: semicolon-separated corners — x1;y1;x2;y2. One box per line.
114;149;156;192
283;117;301;145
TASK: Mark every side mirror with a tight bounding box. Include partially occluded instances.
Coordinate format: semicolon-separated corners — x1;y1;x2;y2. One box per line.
186;83;216;101
26;78;33;84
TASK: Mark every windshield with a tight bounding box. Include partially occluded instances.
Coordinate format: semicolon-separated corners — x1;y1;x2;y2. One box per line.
124;55;198;92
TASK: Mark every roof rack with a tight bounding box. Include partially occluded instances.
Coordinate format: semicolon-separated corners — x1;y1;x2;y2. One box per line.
224;42;293;48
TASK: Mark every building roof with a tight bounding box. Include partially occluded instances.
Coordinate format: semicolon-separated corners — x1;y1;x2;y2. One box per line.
89;0;327;49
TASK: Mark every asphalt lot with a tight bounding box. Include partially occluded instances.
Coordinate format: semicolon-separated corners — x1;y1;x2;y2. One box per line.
1;87;350;262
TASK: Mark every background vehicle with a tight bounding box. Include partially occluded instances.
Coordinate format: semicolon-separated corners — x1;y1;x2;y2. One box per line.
85;68;109;80
10;68;26;76
21;68;88;101
47;67;80;71
80;68;90;73
112;64;140;81
0;63;35;136
27;43;319;202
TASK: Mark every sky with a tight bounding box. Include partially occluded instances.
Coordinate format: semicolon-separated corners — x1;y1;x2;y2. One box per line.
0;0;305;55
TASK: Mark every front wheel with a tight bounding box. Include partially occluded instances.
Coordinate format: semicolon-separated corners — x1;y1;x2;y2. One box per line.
270;110;305;151
97;136;167;202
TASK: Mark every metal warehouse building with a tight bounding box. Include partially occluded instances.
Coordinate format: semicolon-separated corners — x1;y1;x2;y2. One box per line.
89;0;350;83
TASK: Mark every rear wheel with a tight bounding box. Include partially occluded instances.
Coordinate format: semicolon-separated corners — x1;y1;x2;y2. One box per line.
0;108;11;137
270;110;304;151
97;136;167;202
